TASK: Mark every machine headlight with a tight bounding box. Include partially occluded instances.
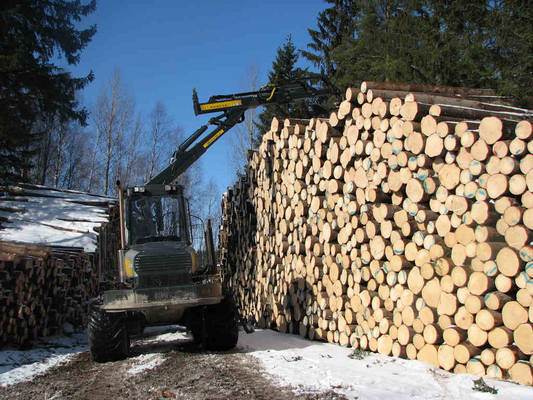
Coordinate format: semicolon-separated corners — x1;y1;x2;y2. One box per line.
124;258;134;277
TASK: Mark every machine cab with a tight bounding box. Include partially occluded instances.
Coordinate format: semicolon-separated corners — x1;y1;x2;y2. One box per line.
124;184;190;247
116;184;200;286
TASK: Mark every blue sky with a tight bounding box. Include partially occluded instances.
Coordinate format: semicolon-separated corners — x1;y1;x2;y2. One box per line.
68;0;328;192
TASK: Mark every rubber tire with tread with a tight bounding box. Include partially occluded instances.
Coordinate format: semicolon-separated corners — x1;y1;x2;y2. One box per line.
88;307;130;362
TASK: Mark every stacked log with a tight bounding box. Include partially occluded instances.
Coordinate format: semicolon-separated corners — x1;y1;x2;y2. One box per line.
0;242;98;347
220;81;533;386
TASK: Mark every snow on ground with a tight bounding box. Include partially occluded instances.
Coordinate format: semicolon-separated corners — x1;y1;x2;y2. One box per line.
0;330;88;387
0;184;114;252
238;329;533;400
140;325;190;345
1;325;532;399
0;325;189;387
126;353;167;376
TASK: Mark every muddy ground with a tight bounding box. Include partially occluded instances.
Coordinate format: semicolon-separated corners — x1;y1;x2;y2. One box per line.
0;328;347;400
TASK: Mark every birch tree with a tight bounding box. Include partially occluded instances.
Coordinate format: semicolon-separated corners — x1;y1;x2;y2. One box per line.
120;113;144;186
147;102;172;180
52;122;67;187
32;116;55;185
61;127;87;190
92;70;135;195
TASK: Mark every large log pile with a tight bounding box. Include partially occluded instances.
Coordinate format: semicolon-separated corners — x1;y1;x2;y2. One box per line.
0;242;97;347
219;81;533;385
0;184;119;347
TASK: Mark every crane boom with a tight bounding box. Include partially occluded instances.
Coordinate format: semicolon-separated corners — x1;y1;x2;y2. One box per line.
100;78;339;357
147;77;338;185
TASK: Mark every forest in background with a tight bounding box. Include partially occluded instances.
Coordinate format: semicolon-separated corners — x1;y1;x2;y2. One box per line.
251;0;532;148
0;1;220;222
1;1;532;199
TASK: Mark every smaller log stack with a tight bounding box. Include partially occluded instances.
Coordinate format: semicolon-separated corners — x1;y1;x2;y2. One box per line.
0;184;119;347
0;242;98;347
220;80;533;386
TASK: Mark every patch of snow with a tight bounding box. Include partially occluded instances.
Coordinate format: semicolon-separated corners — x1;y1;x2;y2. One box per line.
127;353;166;376
238;329;533;400
13;184;115;203
131;325;191;361
140;325;190;344
0;325;190;387
0;185;113;252
126;326;188;376
0;331;87;387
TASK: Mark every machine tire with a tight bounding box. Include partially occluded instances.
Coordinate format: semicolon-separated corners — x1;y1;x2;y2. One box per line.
204;296;239;350
88;307;130;363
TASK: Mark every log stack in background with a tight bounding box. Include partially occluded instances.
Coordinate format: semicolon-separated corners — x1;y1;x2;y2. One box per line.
219;81;533;386
0;242;97;347
0;184;120;348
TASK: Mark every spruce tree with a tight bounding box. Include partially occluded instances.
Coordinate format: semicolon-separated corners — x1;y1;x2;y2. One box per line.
306;1;530;107
255;36;310;139
409;1;494;88
0;0;96;184
489;0;533;107
329;1;500;90
301;0;360;79
331;1;422;87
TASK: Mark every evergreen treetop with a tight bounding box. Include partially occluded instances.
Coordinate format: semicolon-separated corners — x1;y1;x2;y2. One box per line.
305;0;531;107
301;0;359;78
0;0;96;184
255;35;311;140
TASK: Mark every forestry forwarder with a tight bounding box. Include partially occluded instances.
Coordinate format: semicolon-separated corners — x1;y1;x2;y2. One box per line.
87;77;337;362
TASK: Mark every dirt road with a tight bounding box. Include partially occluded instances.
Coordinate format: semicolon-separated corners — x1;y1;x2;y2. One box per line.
0;327;346;400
